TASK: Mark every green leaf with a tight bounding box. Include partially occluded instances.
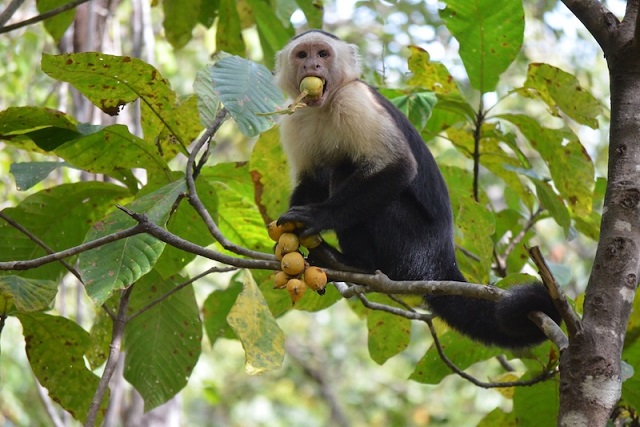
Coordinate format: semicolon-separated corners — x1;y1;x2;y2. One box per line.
212;56;285;137
0;182;130;281
499;113;595;216
36;0;75;42
512;370;559;425
9;161;71;191
533;180;571;234
17;312;108;424
519;63;602;129
226;270;285;374
203;279;243;345
0;106;77;152
249;127;291;222
86;309;112;370
80;180;187;304
201;163;273;252
366;294;411;364
246;0;294;69
41;53;188;147
124;270;202;410
154;179;218;278
0;276;57;312
294;0;323;28
386;89;437;133
410;331;499;384
163;0;201;49
440;0;524;93
53;124;172;180
216;0;246;56
194;64;222;127
407;46;460;95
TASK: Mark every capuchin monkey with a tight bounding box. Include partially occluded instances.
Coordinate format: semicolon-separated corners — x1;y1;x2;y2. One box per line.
274;30;562;349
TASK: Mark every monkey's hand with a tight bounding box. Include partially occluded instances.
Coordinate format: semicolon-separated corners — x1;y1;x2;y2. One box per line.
277;205;331;237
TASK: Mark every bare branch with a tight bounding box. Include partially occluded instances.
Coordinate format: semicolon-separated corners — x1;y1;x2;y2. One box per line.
528;246;582;338
126;266;236;321
185;109;275;261
529;311;569;351
85;286;133;427
0;0;91;34
560;0;618;54
117;205;280;271
0;212;84;283
0;0;26;27
0;223;146;271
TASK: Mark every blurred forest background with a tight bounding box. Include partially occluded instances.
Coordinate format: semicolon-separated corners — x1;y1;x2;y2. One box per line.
0;0;618;425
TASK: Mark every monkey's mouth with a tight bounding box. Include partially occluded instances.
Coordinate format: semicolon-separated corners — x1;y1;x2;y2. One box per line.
299;75;327;106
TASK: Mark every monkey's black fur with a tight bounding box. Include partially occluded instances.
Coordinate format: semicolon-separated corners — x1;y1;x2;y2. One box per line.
277;31;562;349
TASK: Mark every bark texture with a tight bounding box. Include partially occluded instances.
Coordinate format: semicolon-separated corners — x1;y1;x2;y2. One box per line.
559;1;640;425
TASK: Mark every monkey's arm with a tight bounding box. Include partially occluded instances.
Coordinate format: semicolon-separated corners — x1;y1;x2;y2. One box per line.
279;156;416;235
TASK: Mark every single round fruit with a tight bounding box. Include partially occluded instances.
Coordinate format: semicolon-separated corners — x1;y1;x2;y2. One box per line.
274;242;286;261
278;232;300;254
286;278;307;304
304;266;328;293
281;252;305;276
267;221;285;242
299;76;324;97
273;271;290;289
299;234;323;249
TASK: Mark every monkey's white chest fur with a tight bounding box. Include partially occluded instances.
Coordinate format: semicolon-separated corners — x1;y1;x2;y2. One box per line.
279;81;408;179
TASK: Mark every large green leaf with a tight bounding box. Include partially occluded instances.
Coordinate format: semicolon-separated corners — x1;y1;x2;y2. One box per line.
407;46;460;95
246;0;294;69
0;106;77;153
518;63;602;129
54;124;172;180
410;330;499;384
216;0;246;56
212;56;285;137
249;127;291;222
9;161;72;191
512;366;559;425
499;114;595;216
440;0;524;93
17;313;108;424
124;270;202;410
163;0;202;49
79;180;187;304
194;64;222;127
203;279;243;345
366;294;411;365
0;276;57;312
41;53;188;147
0;182;130;281
227;270;285;374
533;180;571;235
36;0;75;42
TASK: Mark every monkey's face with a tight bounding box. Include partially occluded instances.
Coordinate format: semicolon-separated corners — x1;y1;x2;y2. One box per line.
289;40;334;107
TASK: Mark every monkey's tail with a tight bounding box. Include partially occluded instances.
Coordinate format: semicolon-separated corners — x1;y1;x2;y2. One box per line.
424;283;562;348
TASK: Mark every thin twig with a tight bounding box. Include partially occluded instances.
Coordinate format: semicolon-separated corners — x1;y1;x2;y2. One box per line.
0;0;91;34
85;286;134;427
527;246;581;338
0;0;26;27
0;223;146;271
185;109;275;261
529;311;569;351
126;266;236;321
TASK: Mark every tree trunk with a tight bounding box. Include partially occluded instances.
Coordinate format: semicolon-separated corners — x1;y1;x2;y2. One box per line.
558;1;640;424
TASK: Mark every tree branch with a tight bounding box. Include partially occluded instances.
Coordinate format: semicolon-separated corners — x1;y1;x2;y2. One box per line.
0;223;146;271
85;286;133;427
185;108;275;261
0;0;91;34
528;246;581;338
0;0;26;27
560;0;618;54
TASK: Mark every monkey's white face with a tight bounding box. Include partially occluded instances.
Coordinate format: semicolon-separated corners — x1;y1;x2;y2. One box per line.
289;40;334;107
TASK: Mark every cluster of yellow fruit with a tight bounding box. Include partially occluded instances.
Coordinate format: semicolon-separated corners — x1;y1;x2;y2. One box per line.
267;220;328;304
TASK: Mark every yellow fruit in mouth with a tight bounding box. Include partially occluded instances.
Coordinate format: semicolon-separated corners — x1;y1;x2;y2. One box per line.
299;76;324;97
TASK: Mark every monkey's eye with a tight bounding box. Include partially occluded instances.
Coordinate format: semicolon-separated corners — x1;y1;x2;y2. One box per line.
318;50;329;58
296;51;307;59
